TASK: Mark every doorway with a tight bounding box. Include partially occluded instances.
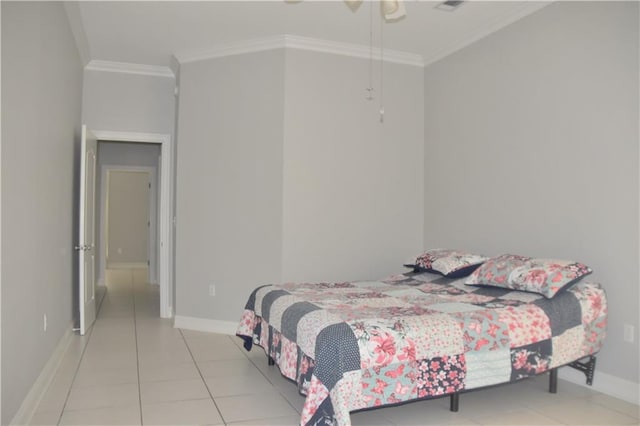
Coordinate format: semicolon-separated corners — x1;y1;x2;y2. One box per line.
102;168;156;279
92;130;173;318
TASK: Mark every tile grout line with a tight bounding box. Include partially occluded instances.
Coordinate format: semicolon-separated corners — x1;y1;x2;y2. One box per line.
132;271;144;426
55;284;109;425
55;329;93;425
185;332;304;420
179;329;228;425
239;338;305;416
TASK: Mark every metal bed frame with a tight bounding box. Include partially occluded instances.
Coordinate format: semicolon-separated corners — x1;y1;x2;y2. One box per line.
266;354;598;413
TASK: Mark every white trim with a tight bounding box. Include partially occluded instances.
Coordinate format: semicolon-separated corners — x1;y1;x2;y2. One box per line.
10;326;75;426
92;131;169;145
559;367;640;406
423;2;551;67
285;34;424;67
85;3;549;73
92;130;173;319
175;34;424;67
174;316;238;336
175;35;285;64
85;60;175;79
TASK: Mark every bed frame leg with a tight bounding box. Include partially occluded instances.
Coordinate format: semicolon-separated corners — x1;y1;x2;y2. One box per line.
449;393;459;412
549;368;558;394
569;356;596;386
268;356;275;366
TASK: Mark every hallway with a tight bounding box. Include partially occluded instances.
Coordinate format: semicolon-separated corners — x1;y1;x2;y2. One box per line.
29;269;301;425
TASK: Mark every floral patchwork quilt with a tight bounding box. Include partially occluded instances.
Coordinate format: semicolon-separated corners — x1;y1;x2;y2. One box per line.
236;271;607;426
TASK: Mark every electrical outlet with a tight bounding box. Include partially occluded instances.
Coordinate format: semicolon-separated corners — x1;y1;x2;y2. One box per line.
209;284;216;297
624;324;634;343
43;314;47;332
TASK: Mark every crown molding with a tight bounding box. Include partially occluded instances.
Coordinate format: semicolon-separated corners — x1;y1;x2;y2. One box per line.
88;2;549;74
85;60;175;78
284;35;424;67
174;35;287;64
174;34;424;67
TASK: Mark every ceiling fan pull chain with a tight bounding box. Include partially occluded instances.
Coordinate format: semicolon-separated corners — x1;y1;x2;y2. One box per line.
380;6;385;123
366;0;375;101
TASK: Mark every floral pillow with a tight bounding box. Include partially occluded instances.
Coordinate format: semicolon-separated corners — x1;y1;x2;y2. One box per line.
405;249;489;278
465;254;592;298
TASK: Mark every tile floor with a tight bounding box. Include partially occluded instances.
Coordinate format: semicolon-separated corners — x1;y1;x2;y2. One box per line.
29;268;639;425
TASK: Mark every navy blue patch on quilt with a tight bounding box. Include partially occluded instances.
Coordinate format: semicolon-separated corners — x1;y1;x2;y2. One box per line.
244;284;273;311
308;397;336;426
314;323;361;391
470;286;512;298
238;334;253;351
261;289;290;323
533;291;582;337
281;302;321;342
296;349;315;394
268;326;282;361
431;276;456;285
510;339;552;381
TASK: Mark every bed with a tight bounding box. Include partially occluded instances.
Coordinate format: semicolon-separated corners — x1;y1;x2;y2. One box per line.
236;252;607;426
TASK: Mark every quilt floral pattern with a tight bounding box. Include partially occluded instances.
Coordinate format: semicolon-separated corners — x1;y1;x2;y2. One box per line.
236;273;607;426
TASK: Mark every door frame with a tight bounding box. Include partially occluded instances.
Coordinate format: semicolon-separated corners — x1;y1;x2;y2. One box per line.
100;166;157;281
92;130;173;318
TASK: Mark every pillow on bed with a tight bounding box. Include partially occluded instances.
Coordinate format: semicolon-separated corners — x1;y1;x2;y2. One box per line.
405;249;489;278
464;254;592;298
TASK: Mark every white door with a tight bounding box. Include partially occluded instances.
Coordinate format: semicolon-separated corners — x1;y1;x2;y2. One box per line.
77;125;97;335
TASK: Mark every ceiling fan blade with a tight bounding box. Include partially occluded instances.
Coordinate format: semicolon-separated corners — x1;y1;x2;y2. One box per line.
344;0;364;13
381;0;406;21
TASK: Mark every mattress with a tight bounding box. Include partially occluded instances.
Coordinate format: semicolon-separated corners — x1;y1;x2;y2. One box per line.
236;271;607;426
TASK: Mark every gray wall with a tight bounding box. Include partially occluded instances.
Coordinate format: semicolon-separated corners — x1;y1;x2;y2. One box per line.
176;50;285;321
98;141;162;167
282;49;424;282
1;2;83;423
423;1;639;383
175;48;424;323
82;69;175;135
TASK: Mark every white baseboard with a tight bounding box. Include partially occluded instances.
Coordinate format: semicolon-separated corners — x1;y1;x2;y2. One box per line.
173;316;238;335
559;366;640;405
11;325;75;426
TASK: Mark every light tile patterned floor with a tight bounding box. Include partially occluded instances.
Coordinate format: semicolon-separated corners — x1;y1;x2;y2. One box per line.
29;268;639;425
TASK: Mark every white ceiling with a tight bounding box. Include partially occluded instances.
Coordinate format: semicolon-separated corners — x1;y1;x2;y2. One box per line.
68;1;550;70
